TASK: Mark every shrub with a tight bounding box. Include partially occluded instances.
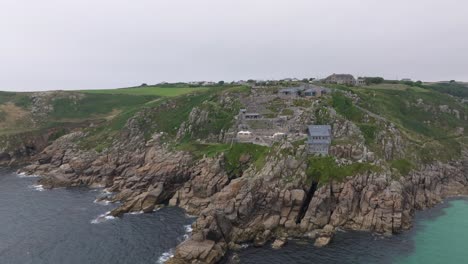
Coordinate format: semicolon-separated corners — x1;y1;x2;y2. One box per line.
358;124;377;144
332;92;363;122
364;77;384;85
306;156;379;184
391;159;414;175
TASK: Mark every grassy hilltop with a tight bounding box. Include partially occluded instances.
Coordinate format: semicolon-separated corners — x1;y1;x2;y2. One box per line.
1;81;467;171
0;84;211;135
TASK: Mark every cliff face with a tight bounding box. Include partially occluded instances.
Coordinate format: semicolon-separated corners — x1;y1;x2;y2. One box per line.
8;83;468;263
167;153;467;263
19;126;468;263
0;130;54;167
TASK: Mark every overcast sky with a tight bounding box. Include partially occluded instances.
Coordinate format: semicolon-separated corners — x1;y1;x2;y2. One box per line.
1;0;467;91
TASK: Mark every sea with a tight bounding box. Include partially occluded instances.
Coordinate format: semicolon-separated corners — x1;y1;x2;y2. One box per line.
1;167;467;264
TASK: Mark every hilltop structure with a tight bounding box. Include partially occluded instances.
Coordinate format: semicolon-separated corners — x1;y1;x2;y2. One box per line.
324;74;356;86
278;85;330;99
307;125;332;155
356;77;366;86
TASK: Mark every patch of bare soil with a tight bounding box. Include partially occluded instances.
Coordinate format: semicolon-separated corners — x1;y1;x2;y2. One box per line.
0;103;32;132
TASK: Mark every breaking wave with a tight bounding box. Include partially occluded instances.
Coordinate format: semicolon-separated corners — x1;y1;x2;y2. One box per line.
29;184;45;191
90;211;116;224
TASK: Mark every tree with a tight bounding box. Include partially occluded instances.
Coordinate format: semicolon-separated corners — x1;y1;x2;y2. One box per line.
218;80;225;85
364;77;384;85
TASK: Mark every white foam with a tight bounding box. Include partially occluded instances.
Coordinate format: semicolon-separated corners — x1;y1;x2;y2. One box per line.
93;199;111;205
102;188;113;194
29;184;45;191
240;243;249;249
182;224;193;240
18;172;40;178
157;249;174;264
129;211;144;215
157;224;193;262
90;211;115;224
184;224;193;233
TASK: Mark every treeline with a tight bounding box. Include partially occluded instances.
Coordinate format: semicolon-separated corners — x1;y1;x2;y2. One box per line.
425;82;468;98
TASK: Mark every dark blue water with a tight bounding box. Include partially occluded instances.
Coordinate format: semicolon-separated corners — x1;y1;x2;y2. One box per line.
0;168;194;264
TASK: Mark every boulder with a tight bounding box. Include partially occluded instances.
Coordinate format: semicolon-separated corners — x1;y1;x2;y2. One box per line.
271;237;287;249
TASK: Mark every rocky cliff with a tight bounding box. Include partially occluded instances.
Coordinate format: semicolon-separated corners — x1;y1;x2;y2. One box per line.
18;119;468;263
7;83;468;263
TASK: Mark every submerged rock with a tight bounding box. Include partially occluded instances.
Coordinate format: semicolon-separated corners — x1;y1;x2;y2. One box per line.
271;237;287;249
314;224;335;247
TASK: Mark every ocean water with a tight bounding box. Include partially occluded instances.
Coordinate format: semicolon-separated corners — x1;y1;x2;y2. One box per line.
0;168;194;264
235;198;468;264
1;167;467;264
396;199;468;264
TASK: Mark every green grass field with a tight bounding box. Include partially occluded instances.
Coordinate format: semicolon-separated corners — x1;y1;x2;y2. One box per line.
80;85;210;97
328;83;467;162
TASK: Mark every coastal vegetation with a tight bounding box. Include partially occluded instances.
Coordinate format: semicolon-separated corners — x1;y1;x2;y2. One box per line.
80;84;210;97
306;156;379;184
3;79;467;264
326;82;467;163
1;80;466;178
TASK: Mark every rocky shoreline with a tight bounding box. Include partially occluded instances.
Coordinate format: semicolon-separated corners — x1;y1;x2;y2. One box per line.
16;126;468;263
4;86;467;263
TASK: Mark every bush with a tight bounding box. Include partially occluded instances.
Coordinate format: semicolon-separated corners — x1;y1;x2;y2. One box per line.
358;124;377;144
306;156;379;184
281;108;294;116
332;92;363;122
293;99;312;108
391;159;414;175
364;77;384;85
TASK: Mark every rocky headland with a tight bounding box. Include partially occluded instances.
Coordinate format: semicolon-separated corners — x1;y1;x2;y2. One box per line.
2;83;467;263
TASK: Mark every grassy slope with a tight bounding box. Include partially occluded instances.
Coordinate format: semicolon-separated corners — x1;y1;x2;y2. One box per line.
425;82;468;98
80;85;209;97
326;83;467;163
2;82;466;182
78;85;248;151
0;84;221;151
353;84;466;139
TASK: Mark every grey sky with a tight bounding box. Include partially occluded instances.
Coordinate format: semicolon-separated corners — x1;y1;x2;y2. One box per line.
1;0;467;91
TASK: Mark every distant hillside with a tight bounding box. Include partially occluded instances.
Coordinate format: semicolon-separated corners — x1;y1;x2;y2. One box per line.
425;82;468;98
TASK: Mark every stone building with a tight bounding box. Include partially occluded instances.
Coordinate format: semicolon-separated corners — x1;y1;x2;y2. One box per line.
278;85;330;99
244;113;262;120
239;109;262;120
356;77;366;86
303;85;330;97
307;125;332;155
278;88;301;99
324;74;356;86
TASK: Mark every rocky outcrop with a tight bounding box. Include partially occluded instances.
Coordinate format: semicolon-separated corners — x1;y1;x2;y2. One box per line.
0;130;51;166
12;90;468;264
18;123;468;264
21;130;195;216
168;150;468;263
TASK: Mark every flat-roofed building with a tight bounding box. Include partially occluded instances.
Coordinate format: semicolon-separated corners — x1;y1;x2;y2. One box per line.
244;113;262;119
324;74;356;86
278;87;301;99
307;125;332;155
